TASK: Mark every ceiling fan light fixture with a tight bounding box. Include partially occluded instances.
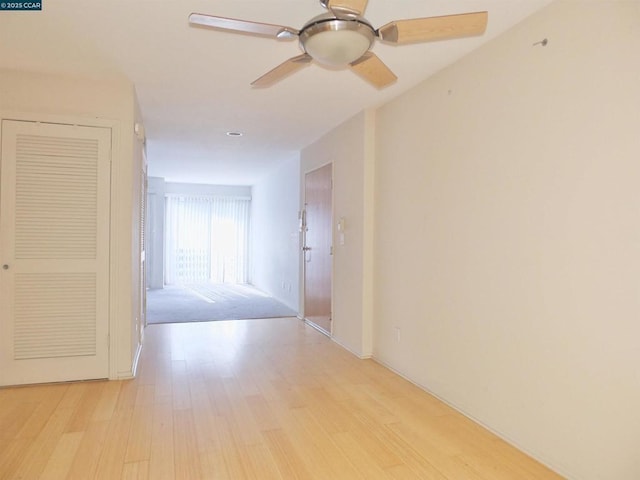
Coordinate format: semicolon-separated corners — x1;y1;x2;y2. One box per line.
300;17;375;67
189;3;489;88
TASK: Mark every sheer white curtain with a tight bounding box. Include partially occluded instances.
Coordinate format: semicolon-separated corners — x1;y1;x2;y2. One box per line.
164;195;250;285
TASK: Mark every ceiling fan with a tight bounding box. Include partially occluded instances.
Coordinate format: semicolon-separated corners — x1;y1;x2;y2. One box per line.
189;0;488;89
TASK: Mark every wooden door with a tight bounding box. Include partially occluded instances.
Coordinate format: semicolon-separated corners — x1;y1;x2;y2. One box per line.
0;120;111;386
303;163;332;333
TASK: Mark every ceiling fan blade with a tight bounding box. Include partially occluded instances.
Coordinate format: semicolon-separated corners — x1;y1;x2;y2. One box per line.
377;11;488;44
350;52;397;89
189;13;299;40
326;0;369;16
251;54;313;88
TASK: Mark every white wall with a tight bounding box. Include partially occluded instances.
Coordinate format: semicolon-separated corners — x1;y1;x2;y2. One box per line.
0;69;143;379
301;111;375;357
373;2;640;479
250;156;300;311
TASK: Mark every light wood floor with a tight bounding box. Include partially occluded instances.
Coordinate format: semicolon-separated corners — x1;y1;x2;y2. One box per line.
0;318;563;479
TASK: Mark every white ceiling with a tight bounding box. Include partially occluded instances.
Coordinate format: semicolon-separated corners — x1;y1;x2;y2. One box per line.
0;0;553;185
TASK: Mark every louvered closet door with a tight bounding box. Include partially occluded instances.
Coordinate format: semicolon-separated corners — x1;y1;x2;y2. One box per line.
0;120;111;386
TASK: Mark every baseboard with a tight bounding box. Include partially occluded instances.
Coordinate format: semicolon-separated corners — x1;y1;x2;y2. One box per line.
331;336;372;360
303;317;331;337
115;342;143;380
298;315;373;360
131;342;143;377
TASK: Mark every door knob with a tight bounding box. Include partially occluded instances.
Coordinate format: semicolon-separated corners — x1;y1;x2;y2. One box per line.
302;246;311;252
2;264;8;270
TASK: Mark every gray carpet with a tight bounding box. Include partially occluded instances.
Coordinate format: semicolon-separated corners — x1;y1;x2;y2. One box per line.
146;283;297;324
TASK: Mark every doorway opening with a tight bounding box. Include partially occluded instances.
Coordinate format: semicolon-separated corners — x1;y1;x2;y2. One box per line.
145;183;297;324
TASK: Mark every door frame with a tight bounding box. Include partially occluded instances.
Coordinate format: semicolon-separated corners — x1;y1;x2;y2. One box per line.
301;161;333;335
0;110;123;380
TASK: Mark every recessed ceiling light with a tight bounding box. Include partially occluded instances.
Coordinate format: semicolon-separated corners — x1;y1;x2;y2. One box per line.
226;131;243;137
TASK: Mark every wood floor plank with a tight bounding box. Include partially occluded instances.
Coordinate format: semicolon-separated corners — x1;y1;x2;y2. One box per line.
39;431;84;480
147;402;175;480
190;382;221;455
14;385;67;439
351;414;447;479
215;414;252;479
171;378;192;411
219;448;251;479
297;386;356;434
245;394;281;432
11;406;76;479
115;379;139;411
57;382;89;410
330;430;393;479
93;408;134;480
243;442;285;480
0;438;32;480
134;383;156;407
385;463;434;480
91;380;122;422
121;460;150;480
287;406;366;480
124;403;153;463
66;420;110;480
386;420;499;480
173;409;203;479
268;378;307;409
262;428;315;479
222;378;264;446
199;450;231;479
0;399;39;440
64;381;107;433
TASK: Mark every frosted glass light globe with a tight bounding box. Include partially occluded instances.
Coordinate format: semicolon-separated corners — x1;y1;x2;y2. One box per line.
299;16;375;67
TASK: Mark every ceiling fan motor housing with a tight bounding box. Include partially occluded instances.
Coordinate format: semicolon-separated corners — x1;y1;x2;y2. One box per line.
299;13;376;67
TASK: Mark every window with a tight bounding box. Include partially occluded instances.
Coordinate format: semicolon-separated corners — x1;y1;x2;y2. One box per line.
164;195;250;284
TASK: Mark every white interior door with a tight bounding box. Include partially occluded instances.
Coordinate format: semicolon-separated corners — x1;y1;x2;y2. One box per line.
0;120;111;386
